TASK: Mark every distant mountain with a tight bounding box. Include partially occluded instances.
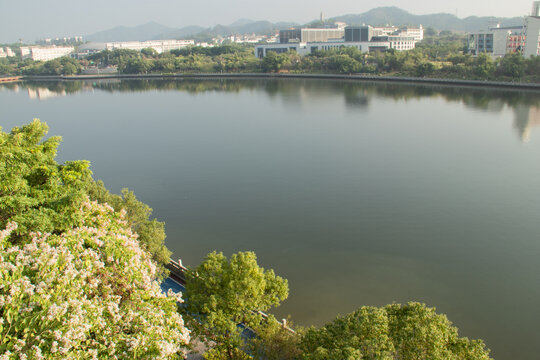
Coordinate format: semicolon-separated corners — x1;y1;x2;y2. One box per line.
156;20;299;42
84;7;526;43
177;21;299;41
85;20;298;43
229;19;255;27
331;6;524;32
86;21;176;42
155;25;206;40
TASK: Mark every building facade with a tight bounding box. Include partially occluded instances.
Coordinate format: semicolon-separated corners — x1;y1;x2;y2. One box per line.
279;28;345;44
524;15;540;57
345;26;373;42
279;29;302;44
19;46;74;61
467;26;524;57
255;41;391;58
300;28;345;43
104;40;195;53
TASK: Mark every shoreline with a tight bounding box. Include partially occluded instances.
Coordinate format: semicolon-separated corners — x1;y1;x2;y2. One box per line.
20;73;540;91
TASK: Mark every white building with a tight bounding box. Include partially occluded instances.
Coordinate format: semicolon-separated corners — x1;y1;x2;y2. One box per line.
398;26;424;41
371;25;424;41
255;41;391;58
104;40;195;53
388;36;416;51
0;47;16;58
524;2;540;57
300;28;345;42
467;26;522;57
19;46;74;61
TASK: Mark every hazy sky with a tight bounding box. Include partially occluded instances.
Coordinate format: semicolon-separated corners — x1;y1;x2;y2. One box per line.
0;0;536;43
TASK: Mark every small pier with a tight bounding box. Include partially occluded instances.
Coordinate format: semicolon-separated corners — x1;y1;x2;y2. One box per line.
0;76;21;83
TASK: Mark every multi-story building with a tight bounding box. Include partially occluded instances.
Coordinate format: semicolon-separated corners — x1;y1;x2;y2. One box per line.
279;28;345;44
1;47;16;58
398;26;424;41
300;28;345;43
369;25;424;41
523;2;540;57
257;22;420;58
507;33;526;53
255;40;392;58
468;26;524;57
382;36;417;51
104;40;195;53
19;46;74;61
279;29;302;43
466;2;540;57
345;26;374;42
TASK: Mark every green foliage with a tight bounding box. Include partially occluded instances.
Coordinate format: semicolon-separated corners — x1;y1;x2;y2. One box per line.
262;51;291;72
0;120;91;240
141;47;159;58
182;251;288;359
248;316;303;360
122;57;153;74
0;120;189;358
300;302;492;360
0;120;171;269
415;62;435;77
497;53;524;79
85;181;172;267
6;34;540;82
328;54;360;74
473;53;495;80
17;57;82;76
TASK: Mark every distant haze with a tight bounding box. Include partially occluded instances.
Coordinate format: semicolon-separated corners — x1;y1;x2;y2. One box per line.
0;0;536;43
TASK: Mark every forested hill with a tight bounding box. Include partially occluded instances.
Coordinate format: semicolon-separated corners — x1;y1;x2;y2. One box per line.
85;21;178;42
85;20;298;43
84;7;524;42
331;6;524;32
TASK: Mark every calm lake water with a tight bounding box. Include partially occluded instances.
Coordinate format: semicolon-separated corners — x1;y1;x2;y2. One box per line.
2;79;540;359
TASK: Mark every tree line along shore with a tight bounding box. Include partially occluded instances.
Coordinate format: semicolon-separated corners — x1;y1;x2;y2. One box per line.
2;31;540;83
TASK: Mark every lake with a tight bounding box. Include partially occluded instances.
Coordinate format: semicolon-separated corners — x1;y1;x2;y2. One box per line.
2;78;540;359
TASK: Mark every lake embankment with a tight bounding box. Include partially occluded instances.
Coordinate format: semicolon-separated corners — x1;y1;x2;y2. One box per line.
22;73;540;91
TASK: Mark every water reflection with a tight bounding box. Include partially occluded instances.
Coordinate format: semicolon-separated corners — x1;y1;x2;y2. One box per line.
2;78;540;360
4;79;540;142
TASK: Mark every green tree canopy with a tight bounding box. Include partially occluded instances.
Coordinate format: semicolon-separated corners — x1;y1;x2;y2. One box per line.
300;302;492;360
0;120;171;268
182;251;289;359
498;53;524;79
262;51;291;72
0;120;92;240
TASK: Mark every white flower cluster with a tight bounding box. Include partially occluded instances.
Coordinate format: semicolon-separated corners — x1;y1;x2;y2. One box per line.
0;200;189;359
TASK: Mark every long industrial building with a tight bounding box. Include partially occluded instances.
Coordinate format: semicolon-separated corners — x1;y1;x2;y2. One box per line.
19;46;74;61
77;40;195;57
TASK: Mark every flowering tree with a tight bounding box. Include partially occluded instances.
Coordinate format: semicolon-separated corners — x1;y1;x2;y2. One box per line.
0;200;189;359
0;119;171;270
